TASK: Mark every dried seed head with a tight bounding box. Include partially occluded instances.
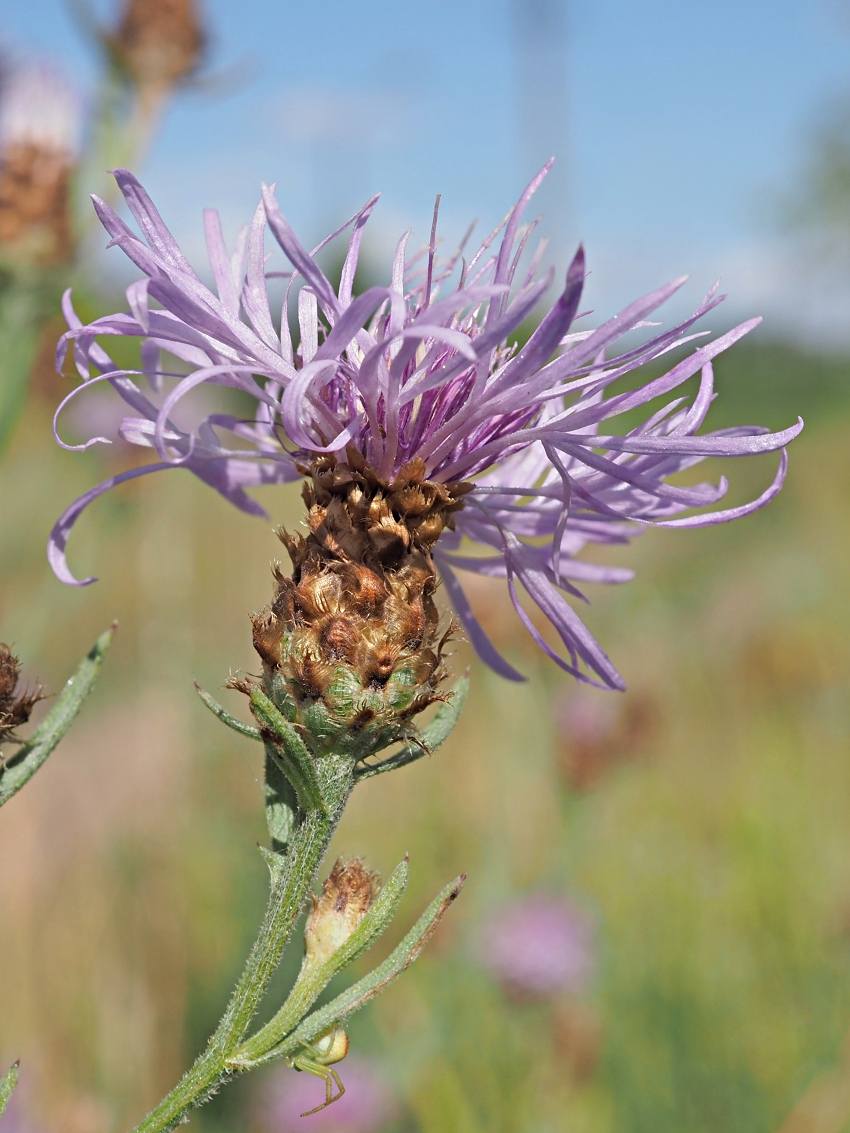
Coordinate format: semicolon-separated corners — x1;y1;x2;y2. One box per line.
111;0;206;94
0;644;42;746
305;857;380;966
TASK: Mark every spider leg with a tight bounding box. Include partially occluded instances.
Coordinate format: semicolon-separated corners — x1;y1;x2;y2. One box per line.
329;1066;346;1103
293;1055;346;1116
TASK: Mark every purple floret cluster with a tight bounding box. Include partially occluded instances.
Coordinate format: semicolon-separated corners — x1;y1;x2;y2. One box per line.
477;894;595;998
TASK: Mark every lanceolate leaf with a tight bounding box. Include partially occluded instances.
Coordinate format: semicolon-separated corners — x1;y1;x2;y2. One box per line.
194;683;262;740
0;1061;19;1117
0;625;114;808
263;745;297;853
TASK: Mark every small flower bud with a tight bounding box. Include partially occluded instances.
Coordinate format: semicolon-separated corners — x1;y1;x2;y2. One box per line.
304;858;379;966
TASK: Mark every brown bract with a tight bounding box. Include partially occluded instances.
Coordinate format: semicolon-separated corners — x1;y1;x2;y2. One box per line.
246;456;465;722
0;644;42;748
0;142;74;266
304;857;379;965
299;451;473;569
111;0;205;92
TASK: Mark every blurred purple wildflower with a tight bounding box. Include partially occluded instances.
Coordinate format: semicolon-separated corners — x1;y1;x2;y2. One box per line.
258;1055;396;1132
0;60;81;160
49;163;802;687
477;894;595;998
555;686;621;748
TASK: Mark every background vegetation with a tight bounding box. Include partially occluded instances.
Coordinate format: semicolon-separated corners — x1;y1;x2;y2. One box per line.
0;330;849;1133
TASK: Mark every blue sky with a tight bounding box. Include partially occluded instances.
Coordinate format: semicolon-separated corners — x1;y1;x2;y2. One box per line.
5;0;850;338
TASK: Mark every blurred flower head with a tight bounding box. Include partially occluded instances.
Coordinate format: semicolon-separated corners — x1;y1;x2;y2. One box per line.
0;60;80;266
554;685;660;790
555;686;621;748
0;61;80;160
258;1055;396;1132
477;894;595;998
109;0;205;95
51;166;801;687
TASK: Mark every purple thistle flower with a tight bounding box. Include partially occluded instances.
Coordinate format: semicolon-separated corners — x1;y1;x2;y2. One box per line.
258;1055;396;1132
476;894;596;998
49;163;802;688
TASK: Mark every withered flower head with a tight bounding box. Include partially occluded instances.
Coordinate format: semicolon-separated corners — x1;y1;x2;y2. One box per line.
52;167;802;689
304;858;379;966
0;644;41;747
110;0;206;94
0;61;80;267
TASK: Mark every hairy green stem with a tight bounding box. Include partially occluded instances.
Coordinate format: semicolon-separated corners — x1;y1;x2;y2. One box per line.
129;758;354;1133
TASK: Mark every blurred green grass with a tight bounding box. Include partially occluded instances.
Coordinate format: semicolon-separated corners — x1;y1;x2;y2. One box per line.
0;337;849;1133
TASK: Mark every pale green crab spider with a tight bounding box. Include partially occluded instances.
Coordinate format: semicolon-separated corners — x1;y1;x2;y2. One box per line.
287;1025;350;1116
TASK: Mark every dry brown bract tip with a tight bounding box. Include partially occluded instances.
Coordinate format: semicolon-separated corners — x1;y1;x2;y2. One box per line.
298;451;473;573
0;644;42;748
305;857;380;965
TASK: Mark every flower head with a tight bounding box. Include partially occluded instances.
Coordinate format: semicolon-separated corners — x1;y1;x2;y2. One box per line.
476;894;595;998
51;164;802;687
108;0;205;95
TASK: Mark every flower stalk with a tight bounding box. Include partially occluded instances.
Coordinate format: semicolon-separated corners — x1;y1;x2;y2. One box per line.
128;708;466;1132
130;790;346;1133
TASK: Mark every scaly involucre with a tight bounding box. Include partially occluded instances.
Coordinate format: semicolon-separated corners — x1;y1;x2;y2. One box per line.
50;163;802;688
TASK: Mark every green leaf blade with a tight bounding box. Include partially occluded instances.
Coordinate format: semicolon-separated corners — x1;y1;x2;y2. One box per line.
230;856;412;1067
263;745;298;852
194;683;262;740
0;1060;19;1117
235;872;465;1069
0;625;115;808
